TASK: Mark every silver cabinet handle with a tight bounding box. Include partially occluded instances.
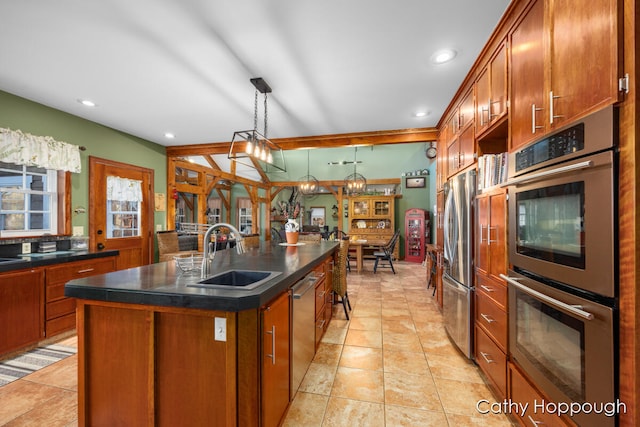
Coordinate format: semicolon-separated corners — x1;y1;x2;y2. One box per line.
77;268;95;274
500;274;594;320
265;325;276;365
480;285;494;293
527;415;543;426
531;104;543;134
488;226;498;244
479;224;486;243
480;313;496;324
550;90;563;124
480;352;495;364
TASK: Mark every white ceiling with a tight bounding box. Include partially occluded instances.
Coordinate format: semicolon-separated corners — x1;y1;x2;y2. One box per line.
0;0;510;147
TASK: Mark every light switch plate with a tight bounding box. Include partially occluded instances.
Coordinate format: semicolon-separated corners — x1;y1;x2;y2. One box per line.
72;226;84;236
214;317;226;342
156;224;162;231
22;242;31;254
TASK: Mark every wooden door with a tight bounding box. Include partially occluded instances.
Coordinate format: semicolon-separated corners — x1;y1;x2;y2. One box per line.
447;138;460;177
261;292;290;427
549;0;619;128
89;157;153;270
459;89;475;130
509;0;545;150
458;125;475;171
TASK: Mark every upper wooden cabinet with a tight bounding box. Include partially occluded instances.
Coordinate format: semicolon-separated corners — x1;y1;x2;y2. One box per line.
475;41;508;137
510;0;620;150
446;88;476;178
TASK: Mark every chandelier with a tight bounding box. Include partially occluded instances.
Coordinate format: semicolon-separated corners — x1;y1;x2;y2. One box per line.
298;150;319;195
228;77;286;172
344;147;366;195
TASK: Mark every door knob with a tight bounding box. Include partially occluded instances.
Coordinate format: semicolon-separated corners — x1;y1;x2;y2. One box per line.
97;243;105;250
97;229;103;235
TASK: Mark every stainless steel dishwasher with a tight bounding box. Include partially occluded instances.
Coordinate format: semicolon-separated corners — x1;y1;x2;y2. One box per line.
290;272;317;393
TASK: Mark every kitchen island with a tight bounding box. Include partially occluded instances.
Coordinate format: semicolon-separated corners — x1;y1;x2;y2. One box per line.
65;241;338;427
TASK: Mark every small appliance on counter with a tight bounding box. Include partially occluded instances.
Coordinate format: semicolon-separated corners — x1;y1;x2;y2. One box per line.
70;236;89;251
38;241;57;253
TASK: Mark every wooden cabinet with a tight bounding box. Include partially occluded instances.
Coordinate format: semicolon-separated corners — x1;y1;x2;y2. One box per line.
475;41;507;137
348;195;398;260
262;291;291;427
45;256;116;336
510;0;620;150
474;187;508;398
508;363;568;427
446;89;476;178
475;189;507;283
314;262;328;348
0;268;44;356
405;208;430;263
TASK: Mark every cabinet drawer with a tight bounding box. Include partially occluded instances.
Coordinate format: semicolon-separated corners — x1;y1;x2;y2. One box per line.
475;325;506;398
46;257;116;285
46;297;76;320
315;313;327;348
315;281;326;318
476;273;507;309
46;282;67;302
509;363;566;427
475;290;507;350
45;312;76;337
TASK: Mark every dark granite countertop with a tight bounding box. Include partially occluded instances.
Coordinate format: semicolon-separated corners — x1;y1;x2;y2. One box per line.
0;249;119;273
65;241;338;312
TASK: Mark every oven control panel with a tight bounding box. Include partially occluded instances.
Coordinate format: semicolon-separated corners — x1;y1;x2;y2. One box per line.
515;123;585;172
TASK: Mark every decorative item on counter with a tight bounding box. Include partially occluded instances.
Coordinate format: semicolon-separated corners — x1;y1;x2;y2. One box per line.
70;236;89;251
280;189;301;244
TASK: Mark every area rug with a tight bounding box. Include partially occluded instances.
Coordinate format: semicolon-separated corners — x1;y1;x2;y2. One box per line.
0;344;77;387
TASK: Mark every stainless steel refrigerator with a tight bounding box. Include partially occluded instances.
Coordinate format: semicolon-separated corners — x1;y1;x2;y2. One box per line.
442;169;476;359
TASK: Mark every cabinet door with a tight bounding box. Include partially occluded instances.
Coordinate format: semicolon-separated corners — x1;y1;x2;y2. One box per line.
436;138;447;191
488;192;507;281
436;191;445;247
458;125;475;170
475;195;490;276
509;0;545;150
262;292;290;427
0;269;43;355
549;0;619;128
447;138;460;176
490;42;507;123
459;89;474;130
475;67;491;133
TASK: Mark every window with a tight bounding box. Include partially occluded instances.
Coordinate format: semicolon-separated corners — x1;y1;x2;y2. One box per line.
207;197;221;224
237;198;252;234
0;162;58;236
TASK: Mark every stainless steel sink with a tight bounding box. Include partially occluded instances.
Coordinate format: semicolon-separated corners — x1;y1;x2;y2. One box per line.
189;269;282;290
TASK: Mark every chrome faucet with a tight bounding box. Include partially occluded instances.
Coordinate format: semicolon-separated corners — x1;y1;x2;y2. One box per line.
201;223;246;278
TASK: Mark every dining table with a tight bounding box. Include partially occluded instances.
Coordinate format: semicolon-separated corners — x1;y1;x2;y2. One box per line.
347;239;367;273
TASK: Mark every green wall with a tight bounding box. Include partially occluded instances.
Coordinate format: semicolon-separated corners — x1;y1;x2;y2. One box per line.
0;90;167;253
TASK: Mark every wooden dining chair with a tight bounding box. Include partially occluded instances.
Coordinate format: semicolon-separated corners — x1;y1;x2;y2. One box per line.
373;230;400;274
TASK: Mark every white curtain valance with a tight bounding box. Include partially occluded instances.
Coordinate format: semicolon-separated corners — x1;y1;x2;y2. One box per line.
107;176;143;202
0;127;82;173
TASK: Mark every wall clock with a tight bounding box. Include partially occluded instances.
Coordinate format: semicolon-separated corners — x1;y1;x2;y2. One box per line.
426;142;437;159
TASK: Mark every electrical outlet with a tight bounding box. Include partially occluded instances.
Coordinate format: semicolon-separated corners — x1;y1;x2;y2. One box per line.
156;224;162;231
214;317;226;342
22;242;31;254
72;226;84;236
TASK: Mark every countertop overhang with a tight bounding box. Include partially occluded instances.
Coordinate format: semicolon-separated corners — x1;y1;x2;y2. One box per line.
0;249;119;273
65;242;339;312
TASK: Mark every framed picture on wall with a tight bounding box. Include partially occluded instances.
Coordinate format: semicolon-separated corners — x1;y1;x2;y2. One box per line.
406;176;426;188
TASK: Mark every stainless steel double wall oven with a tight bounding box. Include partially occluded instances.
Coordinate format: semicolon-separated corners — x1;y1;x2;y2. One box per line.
503;106;618;427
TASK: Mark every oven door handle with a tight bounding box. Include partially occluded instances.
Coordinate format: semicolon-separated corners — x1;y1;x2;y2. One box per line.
502;160;593;187
500;274;595;321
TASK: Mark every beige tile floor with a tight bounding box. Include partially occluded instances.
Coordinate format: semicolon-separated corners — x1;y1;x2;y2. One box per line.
0;261;513;426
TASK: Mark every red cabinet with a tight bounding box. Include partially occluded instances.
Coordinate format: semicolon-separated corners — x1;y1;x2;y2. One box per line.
405;208;430;263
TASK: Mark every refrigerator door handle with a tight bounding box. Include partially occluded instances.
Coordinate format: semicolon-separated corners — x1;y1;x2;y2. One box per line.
443;186;455;263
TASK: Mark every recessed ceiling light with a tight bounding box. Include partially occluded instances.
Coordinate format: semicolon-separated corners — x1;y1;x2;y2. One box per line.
77;99;96;107
164;132;176;139
414;111;429;118
431;49;457;64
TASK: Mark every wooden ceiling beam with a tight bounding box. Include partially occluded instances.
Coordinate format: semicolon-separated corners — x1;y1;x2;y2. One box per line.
165;128;437;157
